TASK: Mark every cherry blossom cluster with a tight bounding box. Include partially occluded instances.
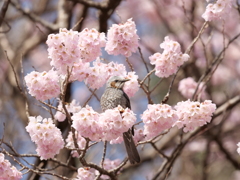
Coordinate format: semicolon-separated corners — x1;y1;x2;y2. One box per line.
105;18;139;57
95;159;121;179
75;159;121;179
123;72;139;97
25;116;64;160
72;105;102;141
83;59;139;95
24;69;60;101
78;28;106;63
149;36;189;78
72;105;137;142
237;142;240;155
46;28;105;74
66;131;86;157
54;100;81;122
75;167;95;180
178;77;207;99
99;106;136;142
202;0;233;21
142;104;179;139
174;100;216;132
0;153;22;180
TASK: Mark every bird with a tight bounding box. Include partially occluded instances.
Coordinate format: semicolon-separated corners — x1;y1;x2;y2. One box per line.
100;76;140;164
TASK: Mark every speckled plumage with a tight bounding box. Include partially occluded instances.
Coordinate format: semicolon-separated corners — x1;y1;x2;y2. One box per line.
100;76;140;164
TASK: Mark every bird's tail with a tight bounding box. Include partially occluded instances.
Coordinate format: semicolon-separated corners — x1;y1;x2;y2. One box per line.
123;129;140;164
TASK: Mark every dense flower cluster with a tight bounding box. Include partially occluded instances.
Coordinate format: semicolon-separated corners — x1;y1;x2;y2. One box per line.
123;72;139;97
78;28;106;63
202;0;233;21
76;167;95;180
149;36;189;78
26;116;64;159
54;100;81;122
46;28;105;74
24;69;60;101
133;128;145;144
72;105;136;142
72;105;102;141
237;142;240;155
142;104;178;139
0;153;22;180
178;77;207;99
99;106;136;141
66;131;86;157
105;18;139;57
174;100;216;132
95;159;121;179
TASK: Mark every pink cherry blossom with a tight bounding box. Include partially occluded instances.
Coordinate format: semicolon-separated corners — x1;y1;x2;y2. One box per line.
66;131;86;157
133;128;145;144
105;18;139;57
70;61;90;82
46;28;80;74
237;142;240;155
46;28;105;75
24;69;60;101
99;106;136;142
85;59;127;89
78;28;106;63
54;100;81;122
72;105;102;141
76;167;95;180
25;116;64;160
173;100;216;132
178;77;207;99
95;159;121;179
202;0;233;21
0;153;22;180
123;71;139;97
149;36;189;78
142;104;178;139
84;59;109;89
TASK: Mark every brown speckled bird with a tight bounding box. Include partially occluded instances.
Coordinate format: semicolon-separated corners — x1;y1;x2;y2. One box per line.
100;76;140;164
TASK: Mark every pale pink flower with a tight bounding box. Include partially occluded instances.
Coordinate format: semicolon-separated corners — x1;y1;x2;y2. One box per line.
46;28;105;74
95;159;121;179
173;100;216;132
149;36;189;78
237;142;240;155
54;100;81;122
70;61;90;82
72;105;102;141
99;106;136;142
202;0;233;21
25;116;64;160
123;71;139;97
78;28;106;63
133;128;145;144
178;77;207;99
76;167;95;180
24;69;60;101
105;18;139;57
47;28;80;74
85;59;127;89
85;59;109;89
0;153;22;180
66;131;86;157
107;61;127;78
142;104;178;139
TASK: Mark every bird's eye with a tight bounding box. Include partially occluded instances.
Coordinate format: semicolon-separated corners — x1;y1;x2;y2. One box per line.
115;80;119;82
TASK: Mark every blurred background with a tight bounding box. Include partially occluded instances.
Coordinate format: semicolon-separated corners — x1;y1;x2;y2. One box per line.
1;0;240;179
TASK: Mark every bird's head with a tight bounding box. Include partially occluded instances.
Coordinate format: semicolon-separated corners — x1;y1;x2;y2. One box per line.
106;76;130;89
